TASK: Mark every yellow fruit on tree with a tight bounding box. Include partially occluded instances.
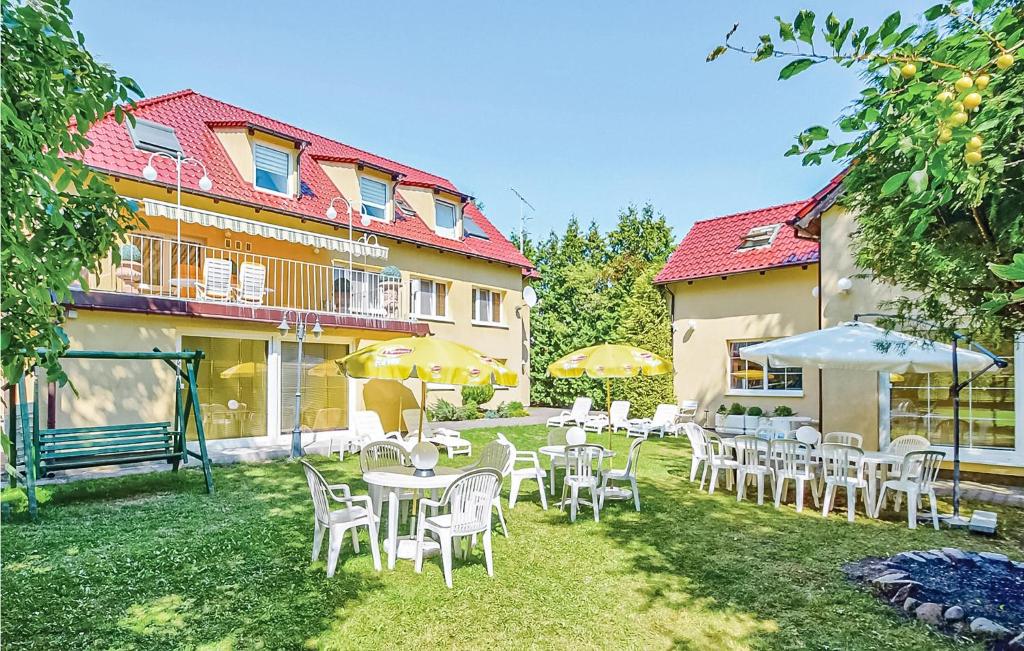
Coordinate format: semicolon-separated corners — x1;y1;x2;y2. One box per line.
966;136;983;151
936;90;954;102
975;74;990;90
963;93;982;110
955;76;974;91
996;54;1014;70
950;111;969;126
900;63;917;78
938;128;953;143
952;101;965;112
965;150;983;165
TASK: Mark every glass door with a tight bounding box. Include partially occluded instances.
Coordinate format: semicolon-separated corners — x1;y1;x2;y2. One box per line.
280;342;350;435
183;335;268;440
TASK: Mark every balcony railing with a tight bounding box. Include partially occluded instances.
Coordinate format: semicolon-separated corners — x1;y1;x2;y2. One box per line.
88;234;409;321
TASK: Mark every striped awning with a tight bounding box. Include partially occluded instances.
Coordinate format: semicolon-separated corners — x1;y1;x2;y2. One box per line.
138;198;389;260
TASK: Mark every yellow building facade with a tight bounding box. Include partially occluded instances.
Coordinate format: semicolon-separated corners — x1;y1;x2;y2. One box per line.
52;90;535;444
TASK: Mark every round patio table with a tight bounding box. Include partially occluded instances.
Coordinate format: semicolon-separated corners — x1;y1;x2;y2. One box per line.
362;465;461;570
539;444;615;496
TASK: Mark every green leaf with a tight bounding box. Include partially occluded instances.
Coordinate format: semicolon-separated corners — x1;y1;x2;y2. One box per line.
923;4;949;20
706;45;727;62
794;10;816;45
778;58;815;80
881;171;912;196
775;16;795;42
879;11;902;39
989;256;1024;282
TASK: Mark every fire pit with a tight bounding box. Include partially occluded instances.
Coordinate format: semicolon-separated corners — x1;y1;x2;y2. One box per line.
845;549;1024;648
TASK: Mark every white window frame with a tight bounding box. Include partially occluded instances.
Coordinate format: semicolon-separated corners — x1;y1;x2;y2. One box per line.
472;287;505;327
359;175;390;222
878;333;1022;467
726;339;803;397
252;141;293;197
410;277;449;321
434;199;459;239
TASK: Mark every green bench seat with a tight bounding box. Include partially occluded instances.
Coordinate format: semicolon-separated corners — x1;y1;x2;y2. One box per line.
37;422;180;473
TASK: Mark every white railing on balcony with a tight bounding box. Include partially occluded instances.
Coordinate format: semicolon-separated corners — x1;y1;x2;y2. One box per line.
90;234;408;321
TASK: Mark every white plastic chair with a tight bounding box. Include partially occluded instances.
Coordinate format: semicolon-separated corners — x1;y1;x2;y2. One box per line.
402;408;472;458
583;400;630;434
734;435;774;505
701;433;738;494
794;426;821;448
350;411;406;452
561;443;605;522
462;439;513;537
824;431;863;448
359;440;413;519
195;258;233;301
885;434;931;457
772;439;821;512
497;433;548;510
599;437;644;511
414;469;502;588
682;422;709;482
875;450;945;530
300;460;381;575
678;400;700;422
820;443;870;522
236;262;267;305
627;404;679;438
547;397;593;427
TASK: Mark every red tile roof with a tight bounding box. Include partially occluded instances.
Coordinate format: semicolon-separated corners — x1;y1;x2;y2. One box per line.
78;89;535;273
654;200;819;284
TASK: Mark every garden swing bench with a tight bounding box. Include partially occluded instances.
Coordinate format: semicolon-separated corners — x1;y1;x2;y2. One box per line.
4;348;214;520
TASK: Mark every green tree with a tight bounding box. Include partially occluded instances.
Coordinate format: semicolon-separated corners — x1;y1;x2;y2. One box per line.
2;0;142;383
709;2;1023;342
612;266;674;418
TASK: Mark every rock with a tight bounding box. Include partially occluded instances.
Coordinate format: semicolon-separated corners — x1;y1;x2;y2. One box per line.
915;602;944;627
903;597;920;613
1012;561;1024;570
872;571;908;585
895;551;927;562
941;547;968;562
1008;632;1024;649
890;583;918;605
928;549;952;563
873;578;921;598
978;552;1009;563
943;605;965;622
969;617;1011;638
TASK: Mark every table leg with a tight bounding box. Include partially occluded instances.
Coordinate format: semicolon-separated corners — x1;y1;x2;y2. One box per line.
549;463;556;496
387;489;399;570
866;461;879;518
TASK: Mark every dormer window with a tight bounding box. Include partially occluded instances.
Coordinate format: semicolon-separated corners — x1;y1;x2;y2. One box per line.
253;143;292;195
435;199;458;239
738;224;781;250
359;176;389;221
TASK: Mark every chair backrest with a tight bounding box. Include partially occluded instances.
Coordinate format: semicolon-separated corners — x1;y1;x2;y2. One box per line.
794;426;821;447
202;258;233;298
570;397;593;419
352;410;385;438
773;439;813;476
679;400;699;418
652;404;679;426
885;434;930;457
821;443;864;481
704;431;727;459
477;439;514;476
564;444;605;481
609;401;630;423
359;440;409;473
824;431;863;448
622;437;644;477
734;435;771;469
300;460;331;526
900;450;945;487
754;425;776;441
683;423;708;459
237;262;266;302
440;469;503;535
547;428;568;447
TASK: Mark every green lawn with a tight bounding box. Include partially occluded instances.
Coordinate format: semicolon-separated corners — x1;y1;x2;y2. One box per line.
3;425;1022;650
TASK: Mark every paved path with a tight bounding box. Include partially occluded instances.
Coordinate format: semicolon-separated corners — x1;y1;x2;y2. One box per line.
933;479;1024;508
432;406;561;431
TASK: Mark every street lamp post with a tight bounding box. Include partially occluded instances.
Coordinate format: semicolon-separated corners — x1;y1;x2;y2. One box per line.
141;153;212;296
278;310;323;458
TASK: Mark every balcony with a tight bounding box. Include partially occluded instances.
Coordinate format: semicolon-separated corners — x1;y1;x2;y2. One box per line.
78;233;423;331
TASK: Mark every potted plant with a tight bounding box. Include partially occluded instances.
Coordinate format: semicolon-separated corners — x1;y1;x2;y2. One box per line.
769;405;799;435
721;402;747;434
380;265;402;317
714;404;728;429
115;243;143;292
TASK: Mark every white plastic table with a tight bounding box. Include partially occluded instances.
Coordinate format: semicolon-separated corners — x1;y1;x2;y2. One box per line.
539;445;615;496
860;451;904;517
362;465;461;570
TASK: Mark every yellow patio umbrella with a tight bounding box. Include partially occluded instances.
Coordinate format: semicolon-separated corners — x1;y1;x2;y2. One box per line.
306;359;343;377
219;362;266;379
548;343;672;445
337;335;518;448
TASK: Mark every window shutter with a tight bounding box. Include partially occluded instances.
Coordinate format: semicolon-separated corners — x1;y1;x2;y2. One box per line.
436;283;446;317
491;291;501;322
359;176;387;206
254;145;290;177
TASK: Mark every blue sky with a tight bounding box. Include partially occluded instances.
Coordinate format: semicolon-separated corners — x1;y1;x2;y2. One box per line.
74;1;931;243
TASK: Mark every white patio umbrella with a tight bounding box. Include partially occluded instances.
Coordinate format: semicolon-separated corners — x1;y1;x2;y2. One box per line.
740;320;1006;526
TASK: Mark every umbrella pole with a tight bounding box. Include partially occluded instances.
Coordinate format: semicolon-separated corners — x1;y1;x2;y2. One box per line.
418;382;426;444
948;337;968;527
606;378;612;449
